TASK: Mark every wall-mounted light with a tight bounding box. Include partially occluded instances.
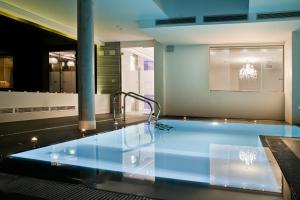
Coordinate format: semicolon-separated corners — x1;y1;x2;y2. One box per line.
49;57;58;64
67;61;75;67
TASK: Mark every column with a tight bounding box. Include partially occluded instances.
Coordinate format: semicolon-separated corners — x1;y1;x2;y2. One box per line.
77;0;96;130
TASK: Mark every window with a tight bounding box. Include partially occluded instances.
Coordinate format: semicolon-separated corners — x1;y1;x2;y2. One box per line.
0;56;13;89
49;51;76;93
144;60;154;71
130;54;138;71
209;46;284;92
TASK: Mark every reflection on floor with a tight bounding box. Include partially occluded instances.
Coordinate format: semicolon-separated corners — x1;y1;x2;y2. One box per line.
210;144;281;192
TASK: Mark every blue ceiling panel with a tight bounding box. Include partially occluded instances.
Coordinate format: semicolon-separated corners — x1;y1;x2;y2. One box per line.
153;0;249;18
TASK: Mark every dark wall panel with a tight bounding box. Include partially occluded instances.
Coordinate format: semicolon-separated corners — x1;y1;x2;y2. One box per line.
96;42;121;113
0;14;77;92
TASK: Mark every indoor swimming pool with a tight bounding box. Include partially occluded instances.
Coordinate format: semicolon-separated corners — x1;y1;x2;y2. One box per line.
11;119;300;194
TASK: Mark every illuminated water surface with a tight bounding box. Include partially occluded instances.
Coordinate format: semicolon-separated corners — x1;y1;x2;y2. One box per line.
12;119;300;193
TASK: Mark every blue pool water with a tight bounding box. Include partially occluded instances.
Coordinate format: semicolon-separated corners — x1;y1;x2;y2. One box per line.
12;120;300;193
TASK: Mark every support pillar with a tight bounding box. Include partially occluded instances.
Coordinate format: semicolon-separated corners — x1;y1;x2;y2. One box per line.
77;0;96;130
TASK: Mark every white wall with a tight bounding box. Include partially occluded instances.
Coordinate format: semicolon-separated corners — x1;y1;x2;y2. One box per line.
285;33;293;124
292;30;300;123
160;45;284;120
0;92;110;123
154;41;166;115
121;47;154;113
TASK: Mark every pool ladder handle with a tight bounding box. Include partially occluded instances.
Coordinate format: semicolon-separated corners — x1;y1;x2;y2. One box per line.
123;92;161;122
112;92;158;124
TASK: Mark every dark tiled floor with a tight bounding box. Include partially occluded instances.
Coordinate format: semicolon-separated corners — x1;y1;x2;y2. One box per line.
0;113;148;157
0;173;159;200
261;136;300;200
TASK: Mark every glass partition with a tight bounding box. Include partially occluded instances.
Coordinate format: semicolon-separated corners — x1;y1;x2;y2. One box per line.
209;46;284;92
0;56;13;89
49;51;76;93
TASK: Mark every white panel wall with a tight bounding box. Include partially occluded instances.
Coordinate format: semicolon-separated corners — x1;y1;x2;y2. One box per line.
162;45;284;120
121;47;154;113
285;33;293;124
0;92;110;123
292;30;300;123
154;42;166;114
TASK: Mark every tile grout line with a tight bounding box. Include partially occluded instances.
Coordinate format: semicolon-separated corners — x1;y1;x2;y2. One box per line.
0;118;122;137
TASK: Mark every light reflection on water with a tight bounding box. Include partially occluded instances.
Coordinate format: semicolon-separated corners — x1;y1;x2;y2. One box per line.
12;119;300;193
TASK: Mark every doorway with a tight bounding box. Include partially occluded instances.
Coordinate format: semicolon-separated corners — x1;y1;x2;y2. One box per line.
121;47;154;114
49;51;76;93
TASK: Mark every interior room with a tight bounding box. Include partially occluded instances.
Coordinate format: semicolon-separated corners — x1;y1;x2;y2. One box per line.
0;1;300;200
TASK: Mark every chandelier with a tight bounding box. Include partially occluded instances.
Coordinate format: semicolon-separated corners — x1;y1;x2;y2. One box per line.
239;63;257;80
239;149;257;166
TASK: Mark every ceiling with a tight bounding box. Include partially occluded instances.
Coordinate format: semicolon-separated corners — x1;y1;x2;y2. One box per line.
153;0;249;18
1;0;300;44
249;0;300;13
122;47;154;60
0;0;167;42
143;20;300;44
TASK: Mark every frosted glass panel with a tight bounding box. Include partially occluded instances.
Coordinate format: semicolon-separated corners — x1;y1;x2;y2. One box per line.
0;56;13;88
209;46;284;92
49;51;76;93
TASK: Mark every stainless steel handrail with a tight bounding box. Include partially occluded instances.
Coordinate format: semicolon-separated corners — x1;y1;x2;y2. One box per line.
122;124;154;153
124;92;161;121
112;91;127;124
112;92;153;124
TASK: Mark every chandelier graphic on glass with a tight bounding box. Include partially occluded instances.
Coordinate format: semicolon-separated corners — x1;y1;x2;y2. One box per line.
239;63;258;80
